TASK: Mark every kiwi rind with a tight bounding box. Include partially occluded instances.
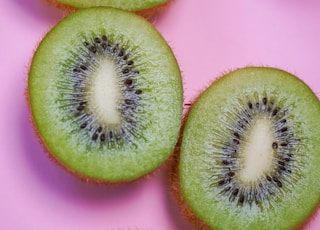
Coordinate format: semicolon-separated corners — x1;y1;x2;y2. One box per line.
170;67;320;230
28;7;183;183
47;0;169;12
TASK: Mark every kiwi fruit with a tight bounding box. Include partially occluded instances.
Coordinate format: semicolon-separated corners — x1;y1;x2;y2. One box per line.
27;7;183;183
46;0;170;13
169;67;320;229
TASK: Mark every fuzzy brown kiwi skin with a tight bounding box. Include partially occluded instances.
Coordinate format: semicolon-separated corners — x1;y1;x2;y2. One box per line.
167;90;212;230
167;146;211;230
136;1;171;19
45;0;76;13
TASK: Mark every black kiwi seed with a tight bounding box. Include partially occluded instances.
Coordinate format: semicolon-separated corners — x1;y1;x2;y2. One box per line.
112;44;119;54
92;133;98;141
80;123;87;129
272;177;282;187
109;131;113;139
267;102;274;112
125;79;133;85
272;108;279;116
135;89;142;94
222;160;230;165
277;181;283;187
280;127;288;132
80;65;87;70
89;46;97;53
118;49;124;57
272;176;280;183
100;133;106;142
94;37;101;43
77;104;85;111
122;68;130;74
238;194;245;204
218;179;225;185
233;132;240;139
233;139;240;145
125;99;133;105
262;97;267;105
232;188;239;196
272;142;278;149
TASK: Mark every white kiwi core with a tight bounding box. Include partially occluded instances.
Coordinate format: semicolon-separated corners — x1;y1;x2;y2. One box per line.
238;117;274;183
87;58;122;125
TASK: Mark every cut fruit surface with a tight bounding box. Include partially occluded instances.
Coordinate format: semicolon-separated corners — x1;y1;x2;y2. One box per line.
177;67;320;229
28;7;183;183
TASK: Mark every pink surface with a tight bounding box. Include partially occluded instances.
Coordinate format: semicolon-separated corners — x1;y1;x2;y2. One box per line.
1;0;319;229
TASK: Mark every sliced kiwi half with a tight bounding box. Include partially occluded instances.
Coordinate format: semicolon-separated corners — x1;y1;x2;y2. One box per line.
28;7;183;183
47;0;170;12
171;67;320;229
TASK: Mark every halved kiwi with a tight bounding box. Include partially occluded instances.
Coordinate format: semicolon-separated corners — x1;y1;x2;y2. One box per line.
170;67;320;229
28;7;183;183
46;0;170;12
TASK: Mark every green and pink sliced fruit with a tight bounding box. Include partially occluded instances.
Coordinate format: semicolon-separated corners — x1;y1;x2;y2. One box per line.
178;67;320;229
28;7;182;183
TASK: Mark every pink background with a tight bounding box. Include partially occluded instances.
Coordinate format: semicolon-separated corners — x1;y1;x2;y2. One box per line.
1;0;320;229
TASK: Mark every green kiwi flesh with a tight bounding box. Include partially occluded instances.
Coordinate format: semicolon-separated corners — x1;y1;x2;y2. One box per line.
28;7;182;183
178;67;320;229
54;0;169;11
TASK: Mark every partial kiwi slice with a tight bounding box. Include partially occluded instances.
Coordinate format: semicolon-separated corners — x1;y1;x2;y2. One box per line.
171;67;320;229
46;0;170;12
28;7;183;183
